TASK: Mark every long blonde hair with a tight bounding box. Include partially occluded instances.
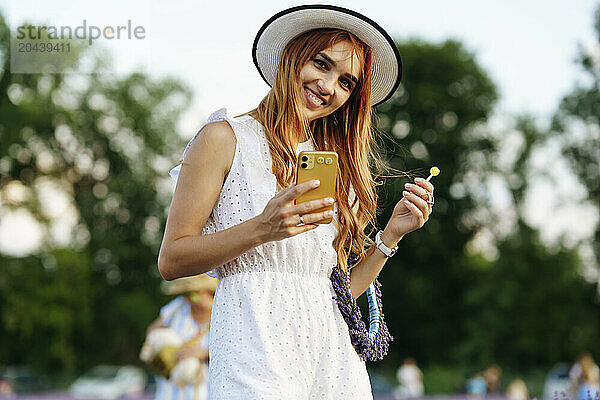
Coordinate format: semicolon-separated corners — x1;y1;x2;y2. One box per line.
240;28;391;273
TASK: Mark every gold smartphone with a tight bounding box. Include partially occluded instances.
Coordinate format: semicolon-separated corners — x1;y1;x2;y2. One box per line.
294;151;339;224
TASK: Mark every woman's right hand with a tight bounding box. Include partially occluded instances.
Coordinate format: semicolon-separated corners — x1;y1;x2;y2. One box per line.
254;179;335;243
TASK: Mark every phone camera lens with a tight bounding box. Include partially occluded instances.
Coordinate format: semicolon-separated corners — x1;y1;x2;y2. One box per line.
301;156;308;162
301;162;307;169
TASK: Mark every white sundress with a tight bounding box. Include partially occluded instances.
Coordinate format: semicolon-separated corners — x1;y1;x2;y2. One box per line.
169;108;373;400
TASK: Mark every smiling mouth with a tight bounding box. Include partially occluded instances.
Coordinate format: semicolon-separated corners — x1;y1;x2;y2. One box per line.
304;87;326;107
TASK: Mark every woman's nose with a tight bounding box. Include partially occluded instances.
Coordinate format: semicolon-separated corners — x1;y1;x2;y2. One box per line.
317;79;335;96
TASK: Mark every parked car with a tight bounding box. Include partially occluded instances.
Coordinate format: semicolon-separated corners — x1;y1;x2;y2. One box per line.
543;362;571;400
69;365;147;400
0;365;52;394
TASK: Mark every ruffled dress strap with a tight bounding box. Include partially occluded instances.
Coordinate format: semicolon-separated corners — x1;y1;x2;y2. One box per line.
169;107;229;183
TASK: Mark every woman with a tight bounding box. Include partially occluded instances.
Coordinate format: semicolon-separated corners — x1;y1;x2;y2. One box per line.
158;5;435;399
570;352;600;400
143;274;218;400
395;357;424;398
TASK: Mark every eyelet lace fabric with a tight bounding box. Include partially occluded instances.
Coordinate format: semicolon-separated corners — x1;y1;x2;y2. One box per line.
169;108;373;399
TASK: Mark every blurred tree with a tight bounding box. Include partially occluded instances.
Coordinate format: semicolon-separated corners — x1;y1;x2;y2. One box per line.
0;11;191;378
553;5;600;270
374;38;600;373
0;250;93;376
455;117;600;369
458;220;600;368
2;6;600;382
373;39;499;368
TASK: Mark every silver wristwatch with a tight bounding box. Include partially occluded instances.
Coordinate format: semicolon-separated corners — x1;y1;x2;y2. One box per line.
375;230;398;258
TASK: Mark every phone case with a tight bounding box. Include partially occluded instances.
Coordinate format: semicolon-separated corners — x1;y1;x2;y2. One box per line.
294;150;338;224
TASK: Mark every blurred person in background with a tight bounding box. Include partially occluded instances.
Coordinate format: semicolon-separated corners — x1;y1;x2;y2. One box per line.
483;364;502;394
142;274;217;400
394;357;424;399
570;353;586;398
0;378;14;398
570;352;600;400
466;373;487;398
506;378;529;400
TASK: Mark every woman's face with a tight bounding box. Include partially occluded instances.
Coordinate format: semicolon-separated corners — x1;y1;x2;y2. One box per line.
298;40;362;122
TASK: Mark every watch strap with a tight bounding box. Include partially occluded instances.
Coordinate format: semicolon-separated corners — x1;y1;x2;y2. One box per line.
375;230;398;257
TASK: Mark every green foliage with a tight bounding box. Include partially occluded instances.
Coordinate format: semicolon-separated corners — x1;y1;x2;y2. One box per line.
457;221;600;367
374;36;600;373
422;365;466;394
1;6;600;386
553;5;600;268
0;250;93;377
375;39;500;366
0;11;185;378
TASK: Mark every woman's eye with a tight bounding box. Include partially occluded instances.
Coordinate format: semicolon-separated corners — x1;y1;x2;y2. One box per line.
340;79;352;89
314;59;327;68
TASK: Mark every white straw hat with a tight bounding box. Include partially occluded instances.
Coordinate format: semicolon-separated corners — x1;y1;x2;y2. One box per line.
252;4;402;106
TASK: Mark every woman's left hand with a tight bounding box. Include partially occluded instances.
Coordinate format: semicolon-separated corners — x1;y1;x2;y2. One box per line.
384;177;435;242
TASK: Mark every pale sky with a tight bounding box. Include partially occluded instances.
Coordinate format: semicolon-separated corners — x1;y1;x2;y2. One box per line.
1;0;599;257
4;0;598;126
